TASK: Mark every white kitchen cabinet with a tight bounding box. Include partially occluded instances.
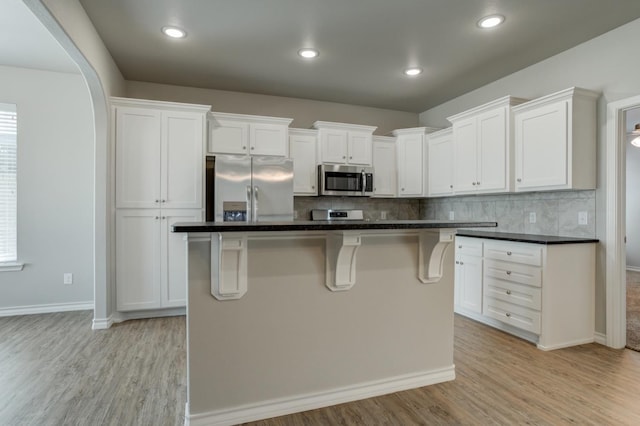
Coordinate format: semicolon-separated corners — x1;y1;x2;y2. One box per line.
427;128;454;197
448;96;527;195
393;127;438;197
513;87;599;192
372;136;397;197
114;98;209;209
454;235;596;350
454;237;483;316
289;128;318;196
314;121;377;166
208;112;293;157
116;209;202;311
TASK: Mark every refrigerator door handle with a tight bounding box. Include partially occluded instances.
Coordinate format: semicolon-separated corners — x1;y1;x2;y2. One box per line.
246;185;253;222
253;186;259;222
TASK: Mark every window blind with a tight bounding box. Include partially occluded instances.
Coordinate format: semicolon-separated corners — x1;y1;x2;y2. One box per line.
0;103;17;263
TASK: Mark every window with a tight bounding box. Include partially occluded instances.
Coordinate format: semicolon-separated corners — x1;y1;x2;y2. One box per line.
0;103;18;267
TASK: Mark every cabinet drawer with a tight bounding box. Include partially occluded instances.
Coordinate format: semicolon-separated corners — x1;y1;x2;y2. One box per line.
483;297;541;335
484;259;541;287
455;237;483;257
483;241;542;266
484;277;541;311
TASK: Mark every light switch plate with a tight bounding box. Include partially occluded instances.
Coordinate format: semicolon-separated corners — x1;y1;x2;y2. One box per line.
578;211;588;225
63;273;73;285
449;211;455;220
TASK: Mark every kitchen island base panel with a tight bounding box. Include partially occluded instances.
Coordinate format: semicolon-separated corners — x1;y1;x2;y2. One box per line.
185;235;455;423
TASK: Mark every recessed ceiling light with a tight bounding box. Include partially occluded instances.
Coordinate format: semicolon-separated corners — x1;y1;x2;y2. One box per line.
298;48;319;59
162;26;187;39
404;67;423;77
478;14;505;29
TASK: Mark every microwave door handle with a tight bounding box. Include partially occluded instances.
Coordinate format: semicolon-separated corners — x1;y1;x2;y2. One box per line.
246;185;252;222
361;169;366;195
253;185;259;222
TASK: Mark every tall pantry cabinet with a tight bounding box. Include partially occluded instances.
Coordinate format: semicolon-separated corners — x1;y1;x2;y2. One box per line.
112;97;210;311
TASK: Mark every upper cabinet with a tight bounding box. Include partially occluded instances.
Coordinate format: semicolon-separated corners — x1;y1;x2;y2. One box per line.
208;112;293;157
512;87;599;192
393;127;438;198
372;136;397;197
313;121;377;166
427;128;454;197
448;96;527;195
113;98;210;209
289;128;318;196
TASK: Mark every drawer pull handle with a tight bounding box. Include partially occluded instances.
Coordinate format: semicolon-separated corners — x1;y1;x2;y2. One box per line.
506;290;512;295
506;271;512;275
505;313;511;318
506;251;512;256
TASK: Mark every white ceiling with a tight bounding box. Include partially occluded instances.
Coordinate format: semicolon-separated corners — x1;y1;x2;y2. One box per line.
0;0;78;74
77;0;640;113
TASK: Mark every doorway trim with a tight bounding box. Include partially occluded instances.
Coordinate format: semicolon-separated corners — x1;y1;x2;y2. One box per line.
606;95;640;348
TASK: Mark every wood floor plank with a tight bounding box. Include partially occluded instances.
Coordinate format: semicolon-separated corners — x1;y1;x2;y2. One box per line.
2;311;640;425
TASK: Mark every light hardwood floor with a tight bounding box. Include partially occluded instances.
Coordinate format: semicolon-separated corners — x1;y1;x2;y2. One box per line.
2;311;640;425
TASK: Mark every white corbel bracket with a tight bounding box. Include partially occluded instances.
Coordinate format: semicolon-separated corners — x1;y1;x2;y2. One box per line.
211;232;248;300
418;229;455;284
326;231;362;291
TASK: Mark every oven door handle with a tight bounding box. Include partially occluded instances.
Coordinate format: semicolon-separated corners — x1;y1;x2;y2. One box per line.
361;169;366;195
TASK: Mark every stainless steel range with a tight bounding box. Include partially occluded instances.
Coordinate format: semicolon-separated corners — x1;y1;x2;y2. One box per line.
311;209;364;221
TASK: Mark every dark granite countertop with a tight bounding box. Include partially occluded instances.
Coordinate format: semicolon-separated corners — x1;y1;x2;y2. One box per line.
172;220;498;233
455;230;599;245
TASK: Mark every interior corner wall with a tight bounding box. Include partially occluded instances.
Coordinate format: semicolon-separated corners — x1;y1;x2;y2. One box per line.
418;17;640;336
125;81;419;135
0;65;94;310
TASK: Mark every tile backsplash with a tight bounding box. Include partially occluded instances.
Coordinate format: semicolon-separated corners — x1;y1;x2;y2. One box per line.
420;190;596;238
294;196;421;221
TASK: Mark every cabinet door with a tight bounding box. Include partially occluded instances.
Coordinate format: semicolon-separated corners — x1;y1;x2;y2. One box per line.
453;118;478;193
208;118;249;154
397;134;424;197
427;131;454;196
477;108;508;192
250;123;288;156
162;111;204;209
514;100;569;190
161;209;202;308
320;129;348;163
115;107;162;208
116;210;161;311
372;140;396;197
458;254;483;314
290;133;318;195
348;131;372;165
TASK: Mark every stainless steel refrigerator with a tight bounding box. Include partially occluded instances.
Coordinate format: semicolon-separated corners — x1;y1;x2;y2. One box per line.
205;155;294;222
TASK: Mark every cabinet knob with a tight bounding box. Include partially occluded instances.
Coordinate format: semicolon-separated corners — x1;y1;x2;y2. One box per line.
506;271;512;275
401;188;405;191
517;178;522;182
251;147;255;150
477;181;480;185
155;216;159;220
155;199;160;203
458;245;462;248
243;146;247;150
505;313;511;318
506;290;512;295
161;199;166;203
459;261;464;265
455;261;460;264
161;216;166;220
506;251;512;256
472;182;476;186
349;156;353;159
450;185;453;189
343;156;346;159
312;185;315;189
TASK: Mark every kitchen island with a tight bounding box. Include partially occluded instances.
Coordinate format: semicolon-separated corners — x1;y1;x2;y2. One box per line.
173;220;496;425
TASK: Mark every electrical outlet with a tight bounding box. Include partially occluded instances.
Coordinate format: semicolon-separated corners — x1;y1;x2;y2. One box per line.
449;211;455;220
63;273;73;285
578;211;588;225
380;210;387;220
293;210;298;220
529;212;537;224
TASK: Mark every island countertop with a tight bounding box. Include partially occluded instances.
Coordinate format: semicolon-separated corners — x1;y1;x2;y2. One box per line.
172;219;498;233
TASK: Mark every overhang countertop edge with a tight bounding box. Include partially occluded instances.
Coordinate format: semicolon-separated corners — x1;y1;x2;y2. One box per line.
456;230;599;245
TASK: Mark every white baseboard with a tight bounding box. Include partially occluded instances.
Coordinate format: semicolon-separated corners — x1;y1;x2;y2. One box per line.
626;266;640;273
0;301;93;317
93;307;186;330
185;367;455;426
92;315;114;330
537;336;595;351
594;332;607;345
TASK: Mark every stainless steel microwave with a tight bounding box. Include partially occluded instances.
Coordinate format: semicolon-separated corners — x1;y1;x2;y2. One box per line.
318;164;374;196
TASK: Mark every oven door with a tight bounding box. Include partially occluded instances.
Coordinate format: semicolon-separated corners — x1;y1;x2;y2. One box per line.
319;164;373;196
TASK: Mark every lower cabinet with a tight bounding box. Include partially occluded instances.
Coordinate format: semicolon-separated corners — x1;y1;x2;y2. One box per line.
454;237;483;315
116;208;202;311
454;236;596;350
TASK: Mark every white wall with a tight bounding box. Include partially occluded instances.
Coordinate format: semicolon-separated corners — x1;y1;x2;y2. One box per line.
0;65;94;311
419;17;640;335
